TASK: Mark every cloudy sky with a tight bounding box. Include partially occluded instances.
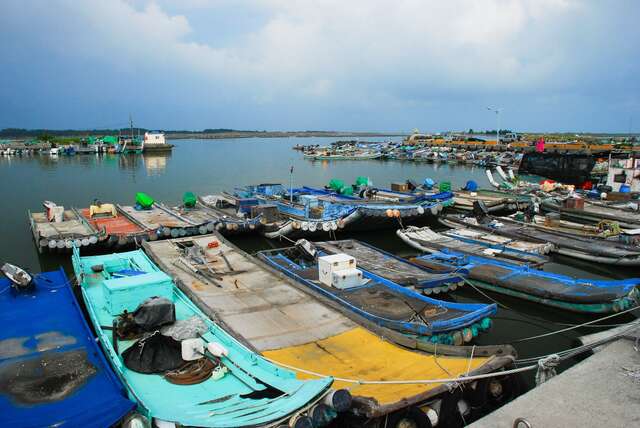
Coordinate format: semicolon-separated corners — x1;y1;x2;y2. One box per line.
1;0;638;132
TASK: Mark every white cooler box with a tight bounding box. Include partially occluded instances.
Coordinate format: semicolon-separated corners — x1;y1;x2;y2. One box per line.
318;254;356;286
331;268;363;289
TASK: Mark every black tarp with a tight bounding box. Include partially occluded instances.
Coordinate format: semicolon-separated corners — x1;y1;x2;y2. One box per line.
518;153;596;184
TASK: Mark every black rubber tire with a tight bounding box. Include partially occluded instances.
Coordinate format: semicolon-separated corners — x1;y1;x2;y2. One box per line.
386;407;432;428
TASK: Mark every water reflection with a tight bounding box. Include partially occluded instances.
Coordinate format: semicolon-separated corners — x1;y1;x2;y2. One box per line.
143;152;171;176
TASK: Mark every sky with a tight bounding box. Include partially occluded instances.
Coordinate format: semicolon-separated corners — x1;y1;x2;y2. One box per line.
1;0;639;133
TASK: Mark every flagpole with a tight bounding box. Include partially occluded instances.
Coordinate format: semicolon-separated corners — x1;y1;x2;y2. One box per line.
289;164;294;203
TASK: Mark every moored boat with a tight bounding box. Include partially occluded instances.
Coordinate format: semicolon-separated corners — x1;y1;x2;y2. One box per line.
410;251;640;313
80;201;155;248
29;201;106;253
142;233;517;425
198;193;265;234
72;248;338;428
314;239;464;294
258;244;496;344
0;266;135;427
441;214;640;266
240;183;453;239
397;226;551;267
541;196;640;229
118;192;213;239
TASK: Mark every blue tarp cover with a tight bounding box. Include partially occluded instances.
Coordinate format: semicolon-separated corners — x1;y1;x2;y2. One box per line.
0;268;135;428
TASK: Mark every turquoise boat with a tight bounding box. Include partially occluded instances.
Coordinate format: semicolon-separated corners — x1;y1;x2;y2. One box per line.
72;248;340;427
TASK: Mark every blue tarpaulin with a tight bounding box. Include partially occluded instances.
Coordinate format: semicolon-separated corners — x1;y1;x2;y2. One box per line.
0;268;135;428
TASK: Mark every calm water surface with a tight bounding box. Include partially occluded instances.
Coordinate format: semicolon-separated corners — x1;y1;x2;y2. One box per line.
1;137;636;388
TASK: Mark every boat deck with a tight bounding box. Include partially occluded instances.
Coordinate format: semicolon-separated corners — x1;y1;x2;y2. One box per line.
80;208;144;236
31;210;94;237
119;204;194;229
143;234;504;417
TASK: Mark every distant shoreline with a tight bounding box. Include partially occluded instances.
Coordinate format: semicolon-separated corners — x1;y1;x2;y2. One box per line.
164;131;407;140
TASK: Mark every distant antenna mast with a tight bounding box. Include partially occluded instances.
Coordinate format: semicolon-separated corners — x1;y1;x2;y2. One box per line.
129;114;134;140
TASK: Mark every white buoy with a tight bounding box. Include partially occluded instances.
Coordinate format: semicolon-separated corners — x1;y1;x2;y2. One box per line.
330;222;338;231
65;240;73;249
56;240;65;249
309;222;317;232
89;235;98;244
81;238;90;246
486;170;500;188
322;222;330;232
74;239;82;247
496;166;508;181
417;206;425;215
301;222;309;231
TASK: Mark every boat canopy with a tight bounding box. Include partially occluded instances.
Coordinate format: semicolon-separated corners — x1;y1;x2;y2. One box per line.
0;268;135;427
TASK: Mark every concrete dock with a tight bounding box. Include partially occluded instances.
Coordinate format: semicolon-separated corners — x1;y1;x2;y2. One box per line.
470;326;640;428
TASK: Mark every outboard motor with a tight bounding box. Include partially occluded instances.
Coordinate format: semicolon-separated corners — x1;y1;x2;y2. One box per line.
472;200;490;223
406;180;418;192
295;239;318;261
1;263;33;291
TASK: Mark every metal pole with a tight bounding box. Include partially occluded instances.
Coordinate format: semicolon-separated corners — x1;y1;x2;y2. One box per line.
497;110;500;145
289;165;294;203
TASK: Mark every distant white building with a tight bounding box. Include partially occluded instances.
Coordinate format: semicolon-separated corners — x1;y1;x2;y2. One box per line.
143;132;166;146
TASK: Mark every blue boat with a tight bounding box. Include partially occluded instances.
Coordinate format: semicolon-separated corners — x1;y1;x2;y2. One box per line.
411;251;640;313
315;239;466;294
235;183;453;239
0;267;135;427
72;248;340;427
258;245;496;345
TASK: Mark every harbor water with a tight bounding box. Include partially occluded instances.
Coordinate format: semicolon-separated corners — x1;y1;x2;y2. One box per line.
1;137;637;390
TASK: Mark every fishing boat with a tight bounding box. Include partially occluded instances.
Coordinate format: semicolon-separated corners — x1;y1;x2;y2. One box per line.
143;233;517;426
80;200;156;248
452;188;530;213
240;183;452;239
314;239;464;294
29;201;106;253
397;226;551;267
441;214;640;266
410;251;640;313
0;266;135;427
198;193;265;234
541;196;640;229
303;151;382;160
118;192;214;239
72;248;338;428
258;244;496;344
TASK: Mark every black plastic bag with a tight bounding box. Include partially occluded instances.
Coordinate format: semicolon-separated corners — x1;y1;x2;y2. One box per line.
122;332;185;374
133;296;175;330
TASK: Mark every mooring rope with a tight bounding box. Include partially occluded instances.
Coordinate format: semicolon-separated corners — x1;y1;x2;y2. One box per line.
510;306;640;343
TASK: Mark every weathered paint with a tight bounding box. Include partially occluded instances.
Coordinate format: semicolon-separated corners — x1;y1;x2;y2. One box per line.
264;327;489;405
